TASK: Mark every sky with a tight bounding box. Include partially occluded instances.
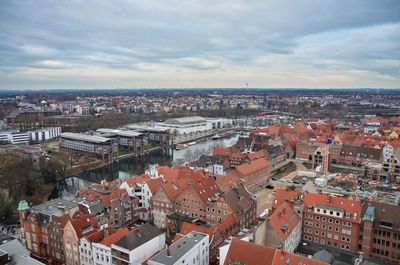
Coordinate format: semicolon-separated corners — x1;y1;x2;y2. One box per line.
0;0;399;90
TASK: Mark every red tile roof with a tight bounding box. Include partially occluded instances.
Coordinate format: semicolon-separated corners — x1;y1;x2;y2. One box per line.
125;174;151;187
69;213;99;238
272;189;301;210
235;157;269;176
100;227;130;247
189;177;221;203
304;193;362;223
86;227;116;243
223;238;275;265
224;238;328;265
247;150;267;161
267;202;301;240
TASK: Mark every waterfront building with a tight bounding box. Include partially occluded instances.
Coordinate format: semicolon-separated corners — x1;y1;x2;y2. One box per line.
59;132;117;160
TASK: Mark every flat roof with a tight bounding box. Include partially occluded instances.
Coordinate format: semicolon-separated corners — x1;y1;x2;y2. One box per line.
60;132;111;144
30;127;61;133
164;116;206;125
96;128;142;138
149;232;208;265
124;124;170;133
30;198;78;216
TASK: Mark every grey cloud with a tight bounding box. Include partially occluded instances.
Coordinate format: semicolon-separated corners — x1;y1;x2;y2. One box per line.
0;0;399;88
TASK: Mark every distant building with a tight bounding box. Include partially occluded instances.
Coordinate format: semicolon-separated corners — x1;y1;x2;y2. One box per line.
0;131;29;145
59;132;117;160
29;127;61;143
155;116;210;135
381;143;400;183
232;158;270;193
148;232;209;265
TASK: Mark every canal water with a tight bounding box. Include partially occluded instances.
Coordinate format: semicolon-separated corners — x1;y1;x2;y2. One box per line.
51;134;239;199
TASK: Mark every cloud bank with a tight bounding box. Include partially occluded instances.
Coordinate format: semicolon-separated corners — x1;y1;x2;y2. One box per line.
0;0;399;89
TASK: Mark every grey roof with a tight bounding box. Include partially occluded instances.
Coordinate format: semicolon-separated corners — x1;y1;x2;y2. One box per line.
30;198;78;217
313;249;334;263
149;232;208;265
60;132;112;144
0;238;45;264
265;145;284;158
96;128;142;138
164;116;206;125
340;145;382;160
113;223;164;251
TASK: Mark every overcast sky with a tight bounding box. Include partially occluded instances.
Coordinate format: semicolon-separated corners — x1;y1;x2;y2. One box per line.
0;0;399;89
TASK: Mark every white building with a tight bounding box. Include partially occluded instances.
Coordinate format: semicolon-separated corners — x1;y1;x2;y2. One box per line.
154;116;233;135
30;127;61;143
0;130;30;145
119;176;163;221
148;232;209;265
92;228;129;265
111;223;165;265
381;143;400;182
80;236;95;265
154;116;211;135
9;132;29;144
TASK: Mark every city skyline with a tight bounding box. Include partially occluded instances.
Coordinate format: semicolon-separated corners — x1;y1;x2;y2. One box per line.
1;0;400;90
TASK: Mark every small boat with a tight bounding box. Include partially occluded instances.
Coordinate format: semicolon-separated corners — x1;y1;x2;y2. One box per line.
175;144;189;150
219;130;235;139
212;134;220;140
187;141;196;146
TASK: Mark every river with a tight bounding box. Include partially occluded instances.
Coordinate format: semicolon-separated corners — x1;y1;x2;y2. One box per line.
51;134;239;199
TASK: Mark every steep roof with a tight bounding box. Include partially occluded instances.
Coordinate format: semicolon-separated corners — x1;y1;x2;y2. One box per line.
247;150;267;161
272;189;300;210
222;184;255;218
190;177;221;203
69;213;99;238
223;238;275;265
267;202;301;240
224;238;328;265
235;158;269;176
100;227;130;247
86;227;116;243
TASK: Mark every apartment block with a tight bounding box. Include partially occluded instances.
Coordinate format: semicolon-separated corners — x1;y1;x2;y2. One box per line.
302;194;361;252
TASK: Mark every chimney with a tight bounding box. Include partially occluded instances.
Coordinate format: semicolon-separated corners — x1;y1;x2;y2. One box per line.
166;243;171;257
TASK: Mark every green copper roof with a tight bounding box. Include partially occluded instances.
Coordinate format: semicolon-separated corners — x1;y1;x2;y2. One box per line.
17;200;29;211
